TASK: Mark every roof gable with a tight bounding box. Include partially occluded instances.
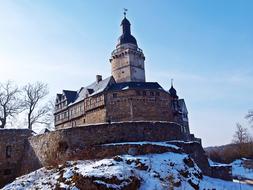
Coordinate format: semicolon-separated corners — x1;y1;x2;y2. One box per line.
70;76;116;105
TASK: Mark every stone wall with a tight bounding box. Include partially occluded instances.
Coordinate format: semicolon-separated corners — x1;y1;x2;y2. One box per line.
85;107;106;124
106;89;174;123
26;122;184;167
0;123;232;188
55;94;106;130
210;165;232;181
0;129;33;188
110;43;145;83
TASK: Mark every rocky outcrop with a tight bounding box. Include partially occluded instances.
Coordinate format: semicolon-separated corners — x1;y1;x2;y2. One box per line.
3;152;204;190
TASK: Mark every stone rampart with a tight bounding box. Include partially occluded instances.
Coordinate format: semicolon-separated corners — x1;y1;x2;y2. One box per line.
26;121;184;167
0;129;33;188
1;122;231;187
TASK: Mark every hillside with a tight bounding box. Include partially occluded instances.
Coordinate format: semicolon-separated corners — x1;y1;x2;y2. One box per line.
3;151;253;190
205;143;253;163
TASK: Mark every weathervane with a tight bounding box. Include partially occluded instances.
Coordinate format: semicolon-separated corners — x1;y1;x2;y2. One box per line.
123;8;128;17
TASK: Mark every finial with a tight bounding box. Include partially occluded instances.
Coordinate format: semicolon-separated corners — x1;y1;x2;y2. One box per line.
123;8;128;17
171;78;174;87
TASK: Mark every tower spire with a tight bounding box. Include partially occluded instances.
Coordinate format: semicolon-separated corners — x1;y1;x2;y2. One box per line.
117;11;137;46
110;13;145;83
171;78;174;87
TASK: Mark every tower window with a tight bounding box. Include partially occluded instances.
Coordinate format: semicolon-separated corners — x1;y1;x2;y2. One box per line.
6;146;11;158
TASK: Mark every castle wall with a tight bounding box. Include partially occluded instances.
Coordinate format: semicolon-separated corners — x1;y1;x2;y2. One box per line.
0;123;229;187
55;94;106;130
26;122;184;167
0;129;33;188
85;107;106;124
105;89;174;122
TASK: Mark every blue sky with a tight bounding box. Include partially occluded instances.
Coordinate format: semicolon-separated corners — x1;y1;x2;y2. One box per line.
0;0;253;146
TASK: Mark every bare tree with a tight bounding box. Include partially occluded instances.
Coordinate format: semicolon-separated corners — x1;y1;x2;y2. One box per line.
245;110;253;126
44;98;55;130
22;82;50;130
232;123;253;158
232;123;251;144
0;81;21;128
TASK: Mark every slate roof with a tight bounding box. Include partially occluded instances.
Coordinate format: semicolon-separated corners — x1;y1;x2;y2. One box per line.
117;17;137;46
69;76;115;105
107;82;164;91
62;90;77;104
178;99;188;114
169;86;178;99
59;76;172;107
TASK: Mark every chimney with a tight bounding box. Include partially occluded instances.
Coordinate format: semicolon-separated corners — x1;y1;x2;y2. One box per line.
96;75;102;83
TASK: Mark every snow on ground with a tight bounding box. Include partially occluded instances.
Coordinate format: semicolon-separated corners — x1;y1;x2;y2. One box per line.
199;176;252;190
209;158;253;181
103;141;180;150
3;152;200;190
3;152;253;190
232;159;253;180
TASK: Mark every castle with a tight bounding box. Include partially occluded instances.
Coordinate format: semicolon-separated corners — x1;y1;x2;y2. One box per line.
54;15;190;136
0;14;232;188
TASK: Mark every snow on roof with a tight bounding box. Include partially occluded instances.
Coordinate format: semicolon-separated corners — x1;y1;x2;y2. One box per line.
67;76;115;106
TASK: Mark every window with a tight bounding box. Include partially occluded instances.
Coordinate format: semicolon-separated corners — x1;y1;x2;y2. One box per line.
6;146;11;158
113;93;117;98
150;92;154;96
156;92;160;96
143;91;146;96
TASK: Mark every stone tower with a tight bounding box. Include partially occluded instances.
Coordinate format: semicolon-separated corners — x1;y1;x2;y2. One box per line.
110;15;146;83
